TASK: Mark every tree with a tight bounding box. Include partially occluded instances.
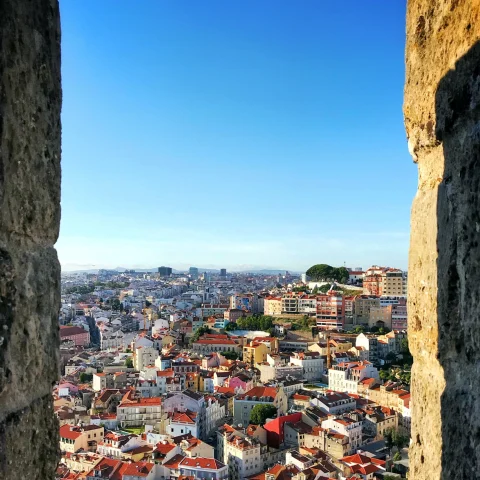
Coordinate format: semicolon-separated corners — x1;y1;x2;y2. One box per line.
336;266;350;284
392;430;409;450
384;428;394;453
79;372;93;383
222;351;238;360
306;264;334;281
386;352;397;363
125;357;133;368
393;451;402;462
191;326;211;343
250;404;277;425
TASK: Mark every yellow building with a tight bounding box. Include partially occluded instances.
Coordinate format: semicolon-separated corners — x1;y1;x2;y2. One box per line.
243;341;268;365
264;297;282;316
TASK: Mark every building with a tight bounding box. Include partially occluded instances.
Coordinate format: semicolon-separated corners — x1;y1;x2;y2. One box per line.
117;396;163;427
369;305;393;329
281;295;298;314
243;341;269;365
321;415;363;453
59;424;104;453
316;292;345;330
189;267;199;278
192;336;241;355
353;296;380;325
289;351;324;381
92;372;113;392
363;266;407;296
229;293;262;314
233;386;287;427
158;266;173;277
264;296;282;316
224;308;244;323
134;346;159;371
328;361;379;393
220;268;227;277
167;410;199;438
178;457;228;480
392;299;408;330
311;392;356;414
356;333;379;363
59;325;90;347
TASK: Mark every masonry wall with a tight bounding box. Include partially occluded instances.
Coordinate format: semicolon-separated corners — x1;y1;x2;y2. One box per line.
0;1;61;478
404;1;480;479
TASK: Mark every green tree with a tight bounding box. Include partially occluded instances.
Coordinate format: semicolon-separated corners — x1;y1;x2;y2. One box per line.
393;451;402;462
250;404;277;425
384;428;394;453
336;266;350;283
191;326;211;342
306;264;334;281
79;372;93;383
393;430;409;450
222;351;238;360
125;357;133;368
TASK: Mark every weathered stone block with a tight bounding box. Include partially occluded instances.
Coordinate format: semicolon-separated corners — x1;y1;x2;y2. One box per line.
0;394;59;480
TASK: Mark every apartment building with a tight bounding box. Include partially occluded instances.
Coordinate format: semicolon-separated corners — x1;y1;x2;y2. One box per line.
363;266;407;296
117;396;162;427
316;293;345;330
264;297;282;316
289;352;324;381
328;361;379;393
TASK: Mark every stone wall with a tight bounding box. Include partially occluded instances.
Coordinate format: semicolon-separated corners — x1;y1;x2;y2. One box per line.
0;0;61;478
405;1;480;479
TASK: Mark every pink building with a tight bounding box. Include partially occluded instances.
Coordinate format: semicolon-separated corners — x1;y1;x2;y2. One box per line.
223;308;245;323
227;373;253;394
60;326;90;346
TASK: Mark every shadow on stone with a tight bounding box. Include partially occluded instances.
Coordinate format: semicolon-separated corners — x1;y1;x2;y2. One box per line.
435;40;480;479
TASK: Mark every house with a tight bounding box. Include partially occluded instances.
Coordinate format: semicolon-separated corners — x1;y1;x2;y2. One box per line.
328;361;379;393
167;410;199;438
322;415;363;454
178;457;228;480
59;424;104;453
60;325;90;347
311;392;356;414
340;452;387;479
233;386;287;427
289;351;324;381
117;395;162;427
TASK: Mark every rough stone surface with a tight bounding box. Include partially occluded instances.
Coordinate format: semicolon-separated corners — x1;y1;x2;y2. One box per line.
405;1;480;479
0;394;59;479
0;0;61;478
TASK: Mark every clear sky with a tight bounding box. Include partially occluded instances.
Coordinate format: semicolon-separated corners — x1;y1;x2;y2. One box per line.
58;0;416;272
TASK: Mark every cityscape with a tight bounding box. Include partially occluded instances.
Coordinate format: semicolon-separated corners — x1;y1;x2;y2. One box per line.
56;263;410;479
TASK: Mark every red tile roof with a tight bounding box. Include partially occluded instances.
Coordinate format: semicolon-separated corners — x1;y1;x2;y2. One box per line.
179;457;225;470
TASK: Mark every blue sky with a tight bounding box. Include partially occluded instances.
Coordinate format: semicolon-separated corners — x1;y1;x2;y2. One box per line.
58;0;415;272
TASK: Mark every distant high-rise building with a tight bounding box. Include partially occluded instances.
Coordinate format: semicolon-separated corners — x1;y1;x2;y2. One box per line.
220;268;227;277
158;266;172;277
189;267;199;278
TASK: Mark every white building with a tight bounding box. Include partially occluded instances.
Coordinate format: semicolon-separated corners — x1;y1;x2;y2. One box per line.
289;352;324;381
321;415;363;453
328;361;379;394
134;346;159;371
